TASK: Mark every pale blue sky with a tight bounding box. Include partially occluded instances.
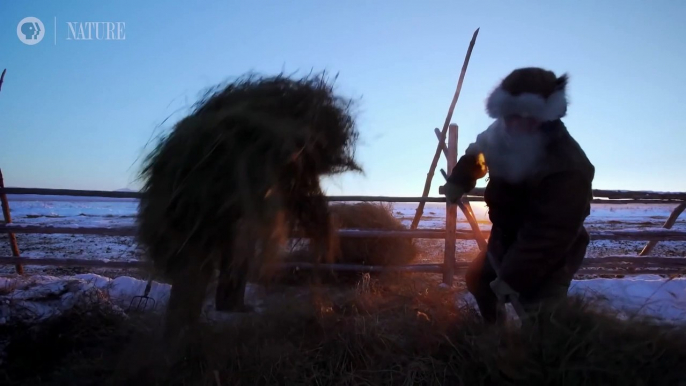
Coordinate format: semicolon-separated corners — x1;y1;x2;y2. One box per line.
1;1;685;196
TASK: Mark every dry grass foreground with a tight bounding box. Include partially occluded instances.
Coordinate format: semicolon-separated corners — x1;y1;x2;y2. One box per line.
2;274;686;386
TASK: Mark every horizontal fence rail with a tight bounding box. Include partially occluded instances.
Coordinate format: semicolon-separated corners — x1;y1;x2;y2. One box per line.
3;224;686;241
0;256;148;269
3;187;686;204
0;225;487;239
0;256;683;277
1;185;685;278
1;187;447;203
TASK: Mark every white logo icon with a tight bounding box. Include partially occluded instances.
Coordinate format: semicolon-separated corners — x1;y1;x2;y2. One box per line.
17;17;45;45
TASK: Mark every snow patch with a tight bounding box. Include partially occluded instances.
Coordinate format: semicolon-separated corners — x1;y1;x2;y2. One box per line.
0;273;266;325
570;275;686;321
455;276;686;324
0;277;120;325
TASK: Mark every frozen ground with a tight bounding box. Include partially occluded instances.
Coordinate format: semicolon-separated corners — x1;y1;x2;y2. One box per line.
1;271;684;326
456;273;686;323
0;273;266;325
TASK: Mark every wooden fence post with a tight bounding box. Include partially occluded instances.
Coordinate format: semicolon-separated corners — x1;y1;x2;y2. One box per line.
639;202;686;256
443;124;458;285
0;169;24;274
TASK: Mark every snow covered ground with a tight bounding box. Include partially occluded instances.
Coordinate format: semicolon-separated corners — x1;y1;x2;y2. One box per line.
455;274;686;323
0;273;267;325
0;198;685;324
0;271;684;326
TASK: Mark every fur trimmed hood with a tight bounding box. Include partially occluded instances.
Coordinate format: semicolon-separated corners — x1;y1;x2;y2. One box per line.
485;68;569;122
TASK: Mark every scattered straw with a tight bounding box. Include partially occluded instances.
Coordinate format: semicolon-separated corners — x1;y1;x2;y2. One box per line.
4;275;686;385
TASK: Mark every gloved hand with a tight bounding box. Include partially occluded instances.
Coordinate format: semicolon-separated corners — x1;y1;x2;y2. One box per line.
442;182;465;204
489;277;519;303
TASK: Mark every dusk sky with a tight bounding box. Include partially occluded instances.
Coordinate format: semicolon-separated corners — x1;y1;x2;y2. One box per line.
2;1;685;196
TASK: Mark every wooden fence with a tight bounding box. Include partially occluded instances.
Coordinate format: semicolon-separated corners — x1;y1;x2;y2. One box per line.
2;123;686;284
2;152;686;286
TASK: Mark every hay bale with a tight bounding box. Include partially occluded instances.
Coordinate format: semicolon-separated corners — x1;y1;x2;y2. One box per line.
329;202;417;266
275;202;418;284
134;72;362;331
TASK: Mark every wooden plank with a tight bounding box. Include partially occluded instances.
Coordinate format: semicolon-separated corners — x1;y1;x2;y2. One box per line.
411;27;480;230
276;262;445;273
0;224;490;239
327;196;446;203
0;256;445;272
589;230;686;241
0;256;683;275
0;188;451;203
587;199;686;205
640;202;686;256
337;229;485;239
437;186;686;202
592;189;686;201
443;124;458;285
575;268;685;276
1;224;138;236
1;187;141;199
2;186;684;205
0;169;23;274
3;224;686;241
0;256;148;269
580;256;686;268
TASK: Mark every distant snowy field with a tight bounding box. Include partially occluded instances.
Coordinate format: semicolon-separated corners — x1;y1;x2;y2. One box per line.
0;197;685;324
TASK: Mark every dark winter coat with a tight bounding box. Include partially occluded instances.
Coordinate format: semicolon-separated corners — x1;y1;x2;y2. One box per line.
447;119;595;299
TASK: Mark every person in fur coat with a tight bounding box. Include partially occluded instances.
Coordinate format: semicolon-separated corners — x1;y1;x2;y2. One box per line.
443;67;595;323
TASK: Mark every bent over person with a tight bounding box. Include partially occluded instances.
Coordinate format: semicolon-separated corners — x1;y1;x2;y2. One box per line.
443;67;595;323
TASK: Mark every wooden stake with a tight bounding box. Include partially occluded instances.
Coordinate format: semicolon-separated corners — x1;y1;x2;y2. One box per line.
458;200;488;250
443;124;458;285
411;27;480;230
639;202;686;256
0;69;6;93
434;128;448;158
0;169;24;274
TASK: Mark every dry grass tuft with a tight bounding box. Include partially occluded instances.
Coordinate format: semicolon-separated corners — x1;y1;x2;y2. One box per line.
3;275;686;385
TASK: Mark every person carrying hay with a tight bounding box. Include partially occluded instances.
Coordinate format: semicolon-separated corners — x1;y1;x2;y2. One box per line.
136;73;361;337
441;67;595;323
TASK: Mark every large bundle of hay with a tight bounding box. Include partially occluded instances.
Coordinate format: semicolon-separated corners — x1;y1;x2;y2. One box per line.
276;202;418;284
135;72;361;335
329;202;417;266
